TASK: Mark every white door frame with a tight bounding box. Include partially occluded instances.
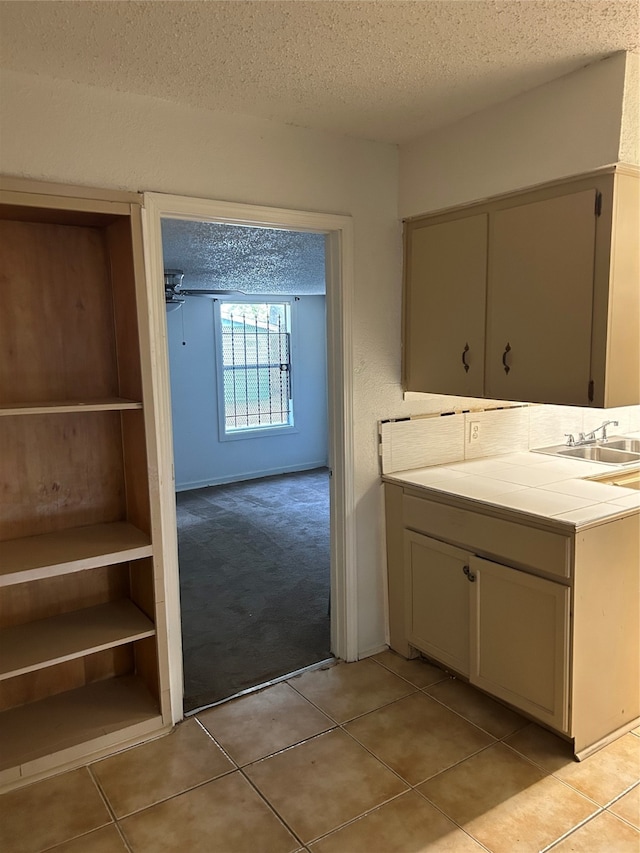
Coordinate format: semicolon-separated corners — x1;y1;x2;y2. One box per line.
142;192;358;723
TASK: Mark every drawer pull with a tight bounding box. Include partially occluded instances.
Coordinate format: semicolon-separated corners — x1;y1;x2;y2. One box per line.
463;565;477;583
462;343;470;373
502;342;512;375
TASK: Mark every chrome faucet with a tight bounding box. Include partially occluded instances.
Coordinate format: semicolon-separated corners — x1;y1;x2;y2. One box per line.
567;420;619;446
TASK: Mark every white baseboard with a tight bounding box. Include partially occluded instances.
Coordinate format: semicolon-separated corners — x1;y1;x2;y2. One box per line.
175;460;328;492
358;643;389;659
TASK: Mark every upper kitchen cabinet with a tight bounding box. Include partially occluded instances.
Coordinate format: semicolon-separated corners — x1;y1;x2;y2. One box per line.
404;213;487;397
403;166;640;407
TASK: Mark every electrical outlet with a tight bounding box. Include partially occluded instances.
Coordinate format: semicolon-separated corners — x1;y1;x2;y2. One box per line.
469;421;481;443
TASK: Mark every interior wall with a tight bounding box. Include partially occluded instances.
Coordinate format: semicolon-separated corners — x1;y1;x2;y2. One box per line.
620;52;639;165
0;69;400;656
168;295;328;490
398;52;629;219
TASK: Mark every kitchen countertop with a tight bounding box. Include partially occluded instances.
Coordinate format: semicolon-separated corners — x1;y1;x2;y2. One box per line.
382;445;640;532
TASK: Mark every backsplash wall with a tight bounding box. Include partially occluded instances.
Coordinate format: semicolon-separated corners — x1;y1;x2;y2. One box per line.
380;403;640;475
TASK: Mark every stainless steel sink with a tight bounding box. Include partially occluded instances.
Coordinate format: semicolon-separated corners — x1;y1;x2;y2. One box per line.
532;437;640;466
557;446;640;464
605;437;640;453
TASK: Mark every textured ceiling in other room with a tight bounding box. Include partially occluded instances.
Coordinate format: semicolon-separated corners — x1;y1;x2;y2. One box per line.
161;219;326;295
0;1;638;144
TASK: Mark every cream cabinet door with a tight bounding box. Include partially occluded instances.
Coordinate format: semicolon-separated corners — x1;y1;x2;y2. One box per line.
469;555;570;733
404;531;471;676
404;213;487;397
485;189;598;405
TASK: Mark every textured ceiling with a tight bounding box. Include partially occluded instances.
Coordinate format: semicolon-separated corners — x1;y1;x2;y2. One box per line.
161;219;326;294
0;1;638;144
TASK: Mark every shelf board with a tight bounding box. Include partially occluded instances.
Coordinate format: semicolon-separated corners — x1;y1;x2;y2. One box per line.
0;675;162;774
0;398;143;417
0;600;155;680
0;522;153;587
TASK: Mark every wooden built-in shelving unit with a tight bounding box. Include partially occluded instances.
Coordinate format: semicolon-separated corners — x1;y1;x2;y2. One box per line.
0;177;172;790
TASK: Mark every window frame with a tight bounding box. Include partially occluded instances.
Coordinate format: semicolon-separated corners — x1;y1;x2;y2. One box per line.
213;295;300;442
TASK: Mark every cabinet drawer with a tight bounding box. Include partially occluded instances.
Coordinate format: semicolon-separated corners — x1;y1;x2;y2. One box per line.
402;494;570;579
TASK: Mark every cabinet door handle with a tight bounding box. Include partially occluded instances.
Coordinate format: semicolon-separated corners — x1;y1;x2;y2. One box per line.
463;565;476;582
462;343;470;373
502;342;512;375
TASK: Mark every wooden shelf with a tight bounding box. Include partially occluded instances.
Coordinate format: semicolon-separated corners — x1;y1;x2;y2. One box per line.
0;675;163;776
0;600;155;680
0;522;153;587
0;398;142;417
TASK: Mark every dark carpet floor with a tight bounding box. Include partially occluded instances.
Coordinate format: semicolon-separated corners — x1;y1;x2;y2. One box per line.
176;468;331;711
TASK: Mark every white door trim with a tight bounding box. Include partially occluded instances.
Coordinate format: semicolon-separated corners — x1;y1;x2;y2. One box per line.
142;192;358;724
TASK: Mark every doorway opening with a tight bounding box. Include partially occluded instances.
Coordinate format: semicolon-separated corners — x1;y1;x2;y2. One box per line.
163;220;331;709
143;192;357;723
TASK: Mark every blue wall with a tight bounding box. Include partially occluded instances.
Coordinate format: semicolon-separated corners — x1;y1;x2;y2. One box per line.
167;295;328;490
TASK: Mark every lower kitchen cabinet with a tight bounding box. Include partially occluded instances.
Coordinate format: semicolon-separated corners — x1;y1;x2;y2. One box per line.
405;534;470;677
469;555;569;733
387;482;639;759
405;532;569;732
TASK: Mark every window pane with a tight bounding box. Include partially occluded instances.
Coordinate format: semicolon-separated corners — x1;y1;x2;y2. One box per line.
220;302;292;432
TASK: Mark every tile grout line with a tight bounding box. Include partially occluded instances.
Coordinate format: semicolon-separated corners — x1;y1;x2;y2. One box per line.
87;764;135;853
236;763;308;850
539;806;607;853
113;822;135;853
191;686;308;849
285;674;422;726
337;716;500;846
417;682;528;742
602;779;640;832
412;786;495;853
499;739;637;812
301;789;411;848
192;715;241;767
259;660;522;847
87;726;241;824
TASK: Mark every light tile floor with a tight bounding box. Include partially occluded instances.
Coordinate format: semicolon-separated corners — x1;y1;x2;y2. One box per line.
1;653;639;852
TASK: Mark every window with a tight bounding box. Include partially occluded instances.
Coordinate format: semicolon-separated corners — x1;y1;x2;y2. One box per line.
215;300;294;437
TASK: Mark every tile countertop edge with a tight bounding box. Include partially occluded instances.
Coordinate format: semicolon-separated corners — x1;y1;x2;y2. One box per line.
382;458;640;533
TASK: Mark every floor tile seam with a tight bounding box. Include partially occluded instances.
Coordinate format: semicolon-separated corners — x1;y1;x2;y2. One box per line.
603;807;640;833
369;654;450;690
301;789;412;847
603;777;640;815
331;685;423;724
337;723;416;789
113;822;135;853
192;715;242;768
284;676;420;725
101;766;240;822
339;721;497;792
240;726;340;770
405;740;498;790
538;805;607;853
411;785;493;852
417;687;511;742
501;739;639;809
236;764;306;849
233;722;339;769
38;822;117;853
86;763;120;825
